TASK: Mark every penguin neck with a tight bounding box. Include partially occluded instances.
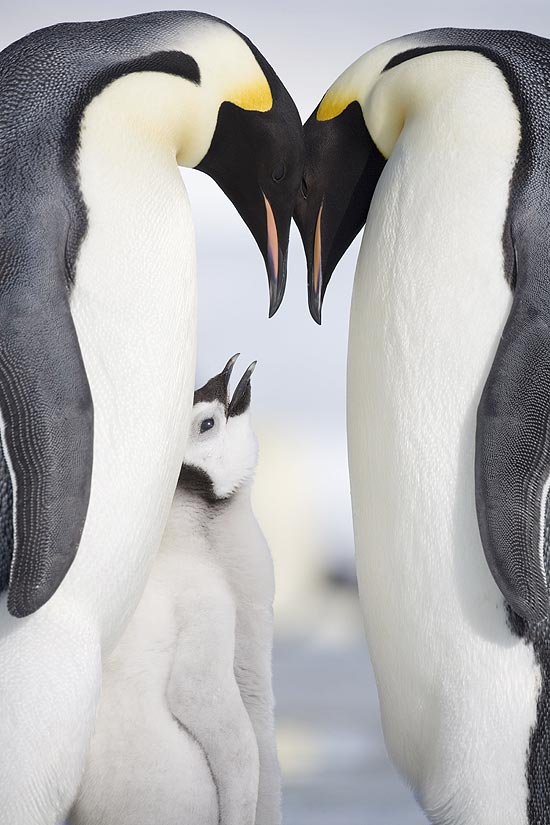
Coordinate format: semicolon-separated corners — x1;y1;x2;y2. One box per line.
71;70;209;350
363;49;521;162
178;469;252;512
71;71;201;381
163;481;253;551
77;69;216;176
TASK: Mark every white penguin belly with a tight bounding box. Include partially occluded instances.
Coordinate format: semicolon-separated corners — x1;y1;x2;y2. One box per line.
60;88;198;648
348;60;540;823
71;568;218;825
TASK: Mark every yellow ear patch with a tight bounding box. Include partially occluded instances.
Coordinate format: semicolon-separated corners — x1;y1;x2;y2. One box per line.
227;77;273;112
317;90;356;121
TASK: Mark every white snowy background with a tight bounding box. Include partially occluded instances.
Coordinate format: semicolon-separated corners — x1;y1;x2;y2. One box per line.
3;2;550;822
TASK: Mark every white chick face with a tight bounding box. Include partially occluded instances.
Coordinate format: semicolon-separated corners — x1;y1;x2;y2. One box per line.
179;356;258;502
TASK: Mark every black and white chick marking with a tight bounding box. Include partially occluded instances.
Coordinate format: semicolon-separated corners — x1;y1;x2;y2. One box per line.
70;355;280;825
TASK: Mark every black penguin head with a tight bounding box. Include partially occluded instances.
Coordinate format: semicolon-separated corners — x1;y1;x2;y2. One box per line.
294;83;385;323
195;27;304;317
180;354;258;501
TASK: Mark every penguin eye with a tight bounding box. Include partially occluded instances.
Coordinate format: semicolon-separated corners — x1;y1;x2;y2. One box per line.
272;162;286;183
300;176;309;199
200;418;215;434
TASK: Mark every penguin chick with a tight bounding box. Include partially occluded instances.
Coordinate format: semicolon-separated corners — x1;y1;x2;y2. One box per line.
70;355;280;825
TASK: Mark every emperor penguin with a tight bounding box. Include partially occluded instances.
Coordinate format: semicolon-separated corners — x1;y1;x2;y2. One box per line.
70;355;280;825
0;12;302;824
295;29;550;825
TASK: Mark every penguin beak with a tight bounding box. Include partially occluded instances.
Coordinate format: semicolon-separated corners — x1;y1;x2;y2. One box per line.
294;181;326;326
294;182;325;325
310;202;324;325
264;195;287;317
193;353;239;406
195;98;303;321
294;101;385;324
222;353;239;388
228;360;257;417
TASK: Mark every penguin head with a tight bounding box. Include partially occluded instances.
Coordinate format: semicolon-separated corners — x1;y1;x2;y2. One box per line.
176;17;304;315
293;53;386;323
179;354;258;502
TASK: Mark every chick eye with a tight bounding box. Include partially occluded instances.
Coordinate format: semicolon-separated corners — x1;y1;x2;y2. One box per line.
200;417;215;434
272;162;286;182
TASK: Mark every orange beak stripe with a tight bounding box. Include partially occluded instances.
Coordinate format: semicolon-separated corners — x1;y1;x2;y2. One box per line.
263;194;279;282
313;203;323;294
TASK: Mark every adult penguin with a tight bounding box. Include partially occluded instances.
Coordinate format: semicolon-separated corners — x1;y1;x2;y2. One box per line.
295;29;550;825
0;11;302;824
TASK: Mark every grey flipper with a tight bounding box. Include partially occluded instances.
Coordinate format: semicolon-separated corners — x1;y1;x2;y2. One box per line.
475;278;550;626
0;450;13;592
386;30;550;624
0;214;93;618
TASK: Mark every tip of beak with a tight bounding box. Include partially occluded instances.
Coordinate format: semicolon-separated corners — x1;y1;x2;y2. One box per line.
307;202;324;324
268;295;282;319
227;359;257;417
311;306;322;325
223;353;240;376
308;282;323;325
268;253;287;318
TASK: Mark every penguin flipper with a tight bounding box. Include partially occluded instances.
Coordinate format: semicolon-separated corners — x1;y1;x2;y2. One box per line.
0;254;93;618
476;290;550;625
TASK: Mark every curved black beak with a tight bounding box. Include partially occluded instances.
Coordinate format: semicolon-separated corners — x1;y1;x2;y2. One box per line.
263;194;288;317
195;87;303;321
228;360;257;417
194;353;239;407
306;201;324;324
294;101;386;324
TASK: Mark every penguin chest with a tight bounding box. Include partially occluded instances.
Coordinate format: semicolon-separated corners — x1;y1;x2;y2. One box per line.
65;152;197;644
347;103;539;806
